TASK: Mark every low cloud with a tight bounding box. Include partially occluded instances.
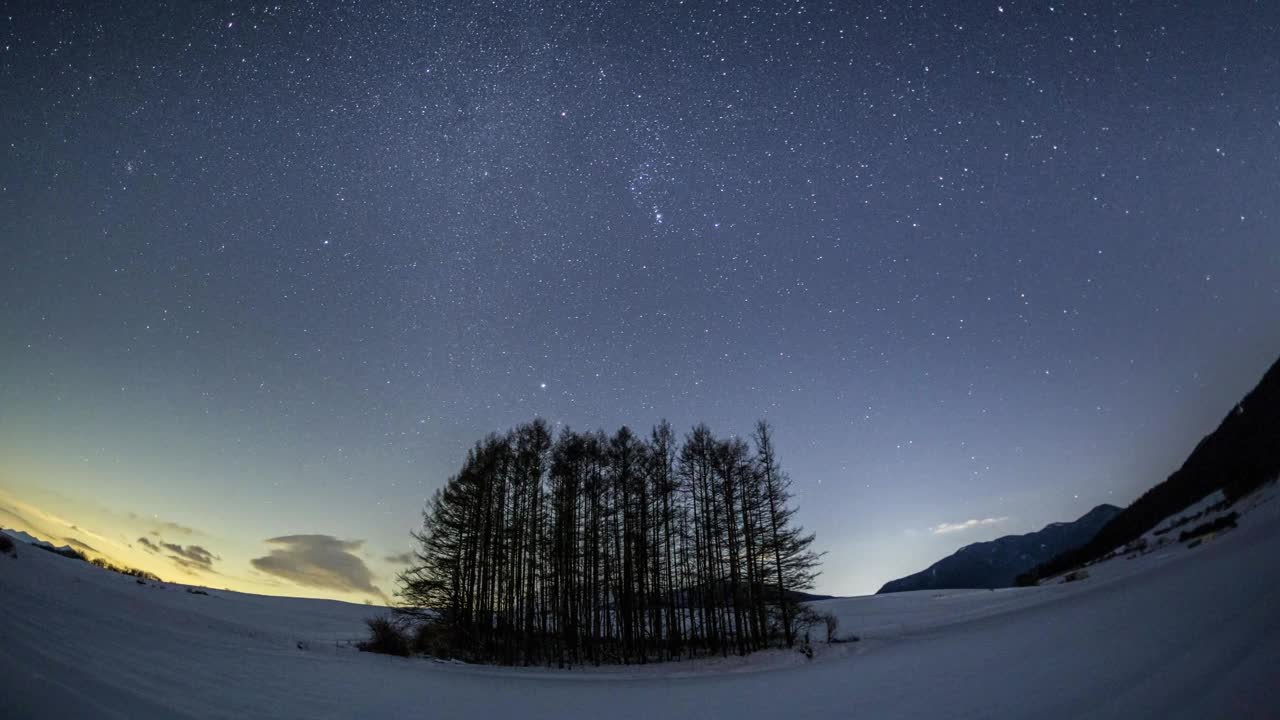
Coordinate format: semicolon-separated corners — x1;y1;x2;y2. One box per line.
384;552;414;565
0;501;45;532
930;516;1008;535
161;542;218;571
63;537;99;553
251;535;382;596
137;535;218;571
159;521;198;537
1;503;109;557
128;513;200;537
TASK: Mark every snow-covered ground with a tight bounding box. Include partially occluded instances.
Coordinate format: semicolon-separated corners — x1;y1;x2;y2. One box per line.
2;486;1278;719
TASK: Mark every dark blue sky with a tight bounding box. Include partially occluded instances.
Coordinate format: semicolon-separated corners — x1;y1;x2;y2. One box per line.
1;1;1277;599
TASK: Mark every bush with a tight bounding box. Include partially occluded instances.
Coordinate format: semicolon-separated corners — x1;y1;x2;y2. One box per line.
90;556;162;582
792;604;822;631
122;566;162;581
357;616;410;657
411;620;453;657
1062;569;1090;583
822;612;840;643
1178;512;1239;543
0;534;13;554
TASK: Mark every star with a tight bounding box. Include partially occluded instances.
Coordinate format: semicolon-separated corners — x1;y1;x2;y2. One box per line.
3;0;1274;606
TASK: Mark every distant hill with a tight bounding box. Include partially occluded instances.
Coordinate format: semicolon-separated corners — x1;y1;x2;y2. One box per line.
789;589;838;602
2;528;73;554
1;528;85;560
1021;354;1280;584
877;504;1122;594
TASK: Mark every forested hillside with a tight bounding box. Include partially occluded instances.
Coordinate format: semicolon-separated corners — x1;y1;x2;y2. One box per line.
1020;355;1280;584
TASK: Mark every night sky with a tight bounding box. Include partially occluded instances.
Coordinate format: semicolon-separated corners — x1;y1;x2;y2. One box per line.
1;1;1278;601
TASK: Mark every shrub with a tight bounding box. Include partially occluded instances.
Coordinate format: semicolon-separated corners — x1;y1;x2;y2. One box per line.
1178;512;1239;543
822;612;840;643
412;620;453;657
91;556;162;581
357;616;410;657
1062;569;1090;583
793;604;822;631
122;567;162;581
0;534;13;554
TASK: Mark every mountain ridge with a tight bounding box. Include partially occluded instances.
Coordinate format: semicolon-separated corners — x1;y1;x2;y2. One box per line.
877;504;1122;594
1;528;74;554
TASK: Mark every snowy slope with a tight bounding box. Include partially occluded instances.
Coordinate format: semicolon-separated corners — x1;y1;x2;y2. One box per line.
1135;489;1230;548
1;488;1278;719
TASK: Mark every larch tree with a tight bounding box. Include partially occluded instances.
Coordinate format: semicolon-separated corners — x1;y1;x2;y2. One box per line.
395;418;823;666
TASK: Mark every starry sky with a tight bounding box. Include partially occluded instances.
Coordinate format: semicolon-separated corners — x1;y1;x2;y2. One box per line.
1;1;1278;602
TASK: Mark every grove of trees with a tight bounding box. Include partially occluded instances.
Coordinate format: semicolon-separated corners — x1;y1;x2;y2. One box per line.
395;418;822;666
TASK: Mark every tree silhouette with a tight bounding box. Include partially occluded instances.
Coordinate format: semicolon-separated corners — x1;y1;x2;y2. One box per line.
396;418;822;665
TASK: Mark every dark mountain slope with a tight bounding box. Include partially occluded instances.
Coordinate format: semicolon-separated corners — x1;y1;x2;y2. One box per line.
1021;354;1280;584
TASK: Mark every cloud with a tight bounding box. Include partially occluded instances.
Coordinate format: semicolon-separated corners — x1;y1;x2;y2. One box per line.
0;504;38;531
63;537;99;553
930;516;1009;535
0;492;203;571
1;501;113;556
384;552;414;565
160;542;219;571
251;535;382;596
159;521;198;537
128;513;200;537
137;535;218;571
